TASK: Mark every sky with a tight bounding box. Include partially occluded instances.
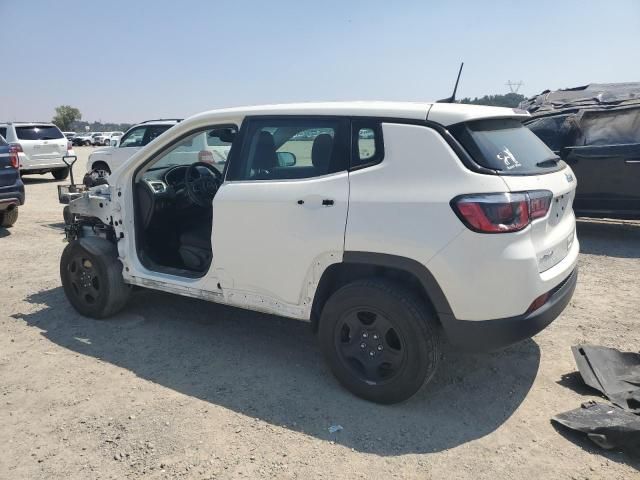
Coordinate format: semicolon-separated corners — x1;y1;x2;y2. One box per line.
1;0;639;124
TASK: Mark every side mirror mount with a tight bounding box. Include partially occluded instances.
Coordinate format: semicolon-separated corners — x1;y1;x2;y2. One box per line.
277;151;296;167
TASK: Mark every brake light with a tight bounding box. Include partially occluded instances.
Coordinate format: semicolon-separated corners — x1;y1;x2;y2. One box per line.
528;190;553;219
451;190;553;233
67;140;72;152
8;143;22;169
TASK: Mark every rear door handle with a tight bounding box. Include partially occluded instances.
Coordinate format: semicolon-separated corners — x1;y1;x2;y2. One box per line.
322;199;334;206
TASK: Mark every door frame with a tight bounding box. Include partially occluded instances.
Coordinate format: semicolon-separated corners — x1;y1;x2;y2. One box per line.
122;122;240;285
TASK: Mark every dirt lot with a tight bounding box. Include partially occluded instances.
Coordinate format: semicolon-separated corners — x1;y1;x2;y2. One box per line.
1;147;639;479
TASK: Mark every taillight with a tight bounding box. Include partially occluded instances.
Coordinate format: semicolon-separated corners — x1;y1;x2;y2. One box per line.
528;190;552;219
8;143;22;169
451;190;553;233
67;140;72;152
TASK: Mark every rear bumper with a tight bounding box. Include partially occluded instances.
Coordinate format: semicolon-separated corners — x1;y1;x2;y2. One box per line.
440;267;577;351
0;183;25;210
20;152;74;172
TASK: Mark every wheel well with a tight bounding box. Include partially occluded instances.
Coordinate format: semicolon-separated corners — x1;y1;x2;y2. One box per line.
91;160;110;172
310;262;439;332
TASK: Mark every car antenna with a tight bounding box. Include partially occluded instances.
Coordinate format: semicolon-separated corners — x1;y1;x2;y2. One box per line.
436;62;464;103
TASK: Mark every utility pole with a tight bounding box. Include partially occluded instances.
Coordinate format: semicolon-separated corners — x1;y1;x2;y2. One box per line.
506;80;524;93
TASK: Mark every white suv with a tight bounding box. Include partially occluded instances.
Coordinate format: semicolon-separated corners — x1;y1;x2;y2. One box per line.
93;131;124;146
61;102;579;404
0;122;75;179
86;120;181;178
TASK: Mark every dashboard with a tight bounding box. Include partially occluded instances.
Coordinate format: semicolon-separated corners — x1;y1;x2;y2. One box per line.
140;165;189;197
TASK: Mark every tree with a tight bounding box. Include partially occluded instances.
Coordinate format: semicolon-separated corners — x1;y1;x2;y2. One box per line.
459;93;526;108
52;105;82;131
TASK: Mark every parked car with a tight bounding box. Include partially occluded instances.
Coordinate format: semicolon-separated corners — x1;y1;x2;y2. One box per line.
0;134;25;227
86;119;181;177
61;102;578;404
0;122;75;179
93;131;124;146
521;83;640;219
90;133;104;146
63;131;76;139
72;132;95;146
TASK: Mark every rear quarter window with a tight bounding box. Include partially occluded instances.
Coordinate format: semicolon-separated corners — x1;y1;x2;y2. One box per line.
450;119;563;175
15;125;64;140
0;135;7;146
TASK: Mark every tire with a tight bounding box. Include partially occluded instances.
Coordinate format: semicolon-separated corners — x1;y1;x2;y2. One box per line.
60;240;131;319
90;162;111;178
62;206;74;225
84;140;91;146
0;207;18;228
52;167;70;180
318;279;441;404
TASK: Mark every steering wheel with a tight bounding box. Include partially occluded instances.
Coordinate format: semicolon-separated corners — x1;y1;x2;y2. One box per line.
184;162;223;207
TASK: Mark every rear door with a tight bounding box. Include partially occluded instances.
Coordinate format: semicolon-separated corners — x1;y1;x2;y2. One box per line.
0;136;18;187
450;118;577;273
565;144;640;215
15;125;66;166
213;116;350;306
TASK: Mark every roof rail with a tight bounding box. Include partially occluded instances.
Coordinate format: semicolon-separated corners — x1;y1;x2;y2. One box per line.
1;121;55;125
137;118;183;124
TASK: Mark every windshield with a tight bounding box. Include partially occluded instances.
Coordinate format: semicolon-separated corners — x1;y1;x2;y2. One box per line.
150;127;236;172
450;119;563;175
15;125;64;140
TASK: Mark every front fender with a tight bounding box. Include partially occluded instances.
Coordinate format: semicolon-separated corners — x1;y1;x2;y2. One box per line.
77;235;118;257
87;150;112;171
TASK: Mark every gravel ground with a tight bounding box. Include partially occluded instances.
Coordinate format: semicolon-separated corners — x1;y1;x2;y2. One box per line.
1;147;639;479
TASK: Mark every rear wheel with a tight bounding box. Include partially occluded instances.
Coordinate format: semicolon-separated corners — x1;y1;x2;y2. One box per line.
52;167;69;180
319;279;441;404
60;241;131;319
84;140;91;146
0;207;19;228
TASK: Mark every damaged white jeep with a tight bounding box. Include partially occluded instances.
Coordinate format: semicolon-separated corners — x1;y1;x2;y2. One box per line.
60;102;579;404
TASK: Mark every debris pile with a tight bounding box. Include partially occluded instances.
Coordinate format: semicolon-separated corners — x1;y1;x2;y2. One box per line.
553;345;640;456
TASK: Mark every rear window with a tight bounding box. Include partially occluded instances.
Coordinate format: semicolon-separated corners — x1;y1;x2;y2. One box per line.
15;125;64;140
450;119;563;175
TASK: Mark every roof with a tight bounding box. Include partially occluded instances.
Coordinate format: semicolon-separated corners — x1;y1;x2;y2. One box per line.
183;101;529;128
0;121;57;126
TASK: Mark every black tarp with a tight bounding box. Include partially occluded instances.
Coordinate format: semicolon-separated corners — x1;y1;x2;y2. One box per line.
519;83;640;151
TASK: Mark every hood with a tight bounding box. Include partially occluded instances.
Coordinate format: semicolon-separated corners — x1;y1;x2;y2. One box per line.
90;147;113;156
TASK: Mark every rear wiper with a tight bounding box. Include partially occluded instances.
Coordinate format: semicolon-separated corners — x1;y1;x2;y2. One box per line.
536;156;561;168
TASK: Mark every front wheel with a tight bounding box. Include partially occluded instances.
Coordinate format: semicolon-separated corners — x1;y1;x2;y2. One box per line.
319;279;441;404
90;162;111;180
0;207;18;227
60;241;131;319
